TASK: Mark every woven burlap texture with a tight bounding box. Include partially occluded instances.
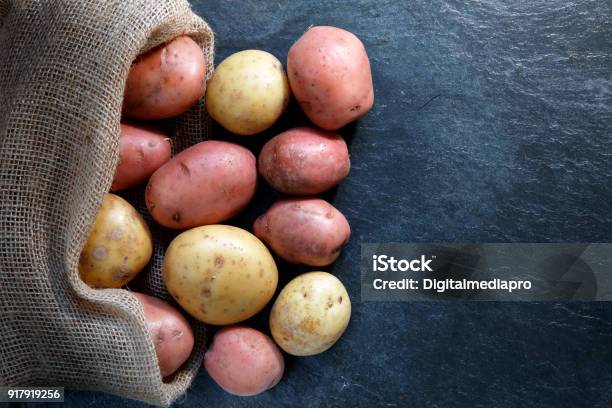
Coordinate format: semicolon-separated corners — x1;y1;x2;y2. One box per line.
0;0;214;406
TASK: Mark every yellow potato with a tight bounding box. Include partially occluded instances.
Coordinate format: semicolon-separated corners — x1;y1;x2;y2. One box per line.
205;50;290;135
163;225;278;325
269;272;351;356
79;193;152;288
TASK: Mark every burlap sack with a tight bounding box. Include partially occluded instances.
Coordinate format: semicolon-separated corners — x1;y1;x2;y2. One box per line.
0;0;214;406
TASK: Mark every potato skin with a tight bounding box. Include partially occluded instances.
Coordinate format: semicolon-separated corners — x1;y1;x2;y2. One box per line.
287;26;374;130
163;225;278;325
206;50;290;135
110;123;171;191
258;126;350;195
79;194;152;288
145;141;257;229
123;36;206;119
254;197;350;266
204;326;284;396
132;292;194;378
270;272;351;356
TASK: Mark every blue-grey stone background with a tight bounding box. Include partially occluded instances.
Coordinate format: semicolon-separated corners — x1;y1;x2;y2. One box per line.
22;1;612;407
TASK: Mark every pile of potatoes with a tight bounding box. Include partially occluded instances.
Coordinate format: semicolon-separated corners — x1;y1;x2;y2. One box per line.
79;26;373;396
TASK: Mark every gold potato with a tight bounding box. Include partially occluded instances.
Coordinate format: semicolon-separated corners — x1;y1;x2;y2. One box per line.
205;50;290;135
163;225;278;325
270;272;351;356
79;193;152;288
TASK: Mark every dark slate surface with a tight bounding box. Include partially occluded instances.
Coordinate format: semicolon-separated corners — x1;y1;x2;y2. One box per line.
24;1;612;407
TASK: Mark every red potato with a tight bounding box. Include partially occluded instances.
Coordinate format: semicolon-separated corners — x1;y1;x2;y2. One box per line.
133;292;194;379
110;123;171;191
288;26;374;130
254;197;350;266
123;36;207;119
145;140;257;229
204;326;284;396
258;126;350;195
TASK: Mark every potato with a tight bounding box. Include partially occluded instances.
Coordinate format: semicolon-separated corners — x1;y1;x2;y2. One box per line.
79;194;152;288
270;272;351;356
205;50;290;135
204;326;284;396
110;123;171;191
287;26;374;130
254;197;350;266
258;126;350;195
163;225;278;325
132;292;194;378
145;141;257;229
123;36;206;119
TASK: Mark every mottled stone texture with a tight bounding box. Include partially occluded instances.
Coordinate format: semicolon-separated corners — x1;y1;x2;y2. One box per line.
43;1;611;407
